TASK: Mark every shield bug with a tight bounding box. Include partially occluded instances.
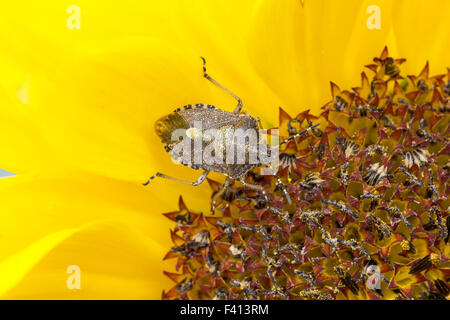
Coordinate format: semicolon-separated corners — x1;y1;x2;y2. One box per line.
145;57;318;213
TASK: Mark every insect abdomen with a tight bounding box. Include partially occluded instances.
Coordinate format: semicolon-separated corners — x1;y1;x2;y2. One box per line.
166;106;260;178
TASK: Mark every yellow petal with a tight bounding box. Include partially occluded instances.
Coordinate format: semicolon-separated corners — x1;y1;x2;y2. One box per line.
246;0;449;116
0;172;213;261
0;1;282;180
0;97;63;175
0;225;77;297
392;0;450;75
1;221;172;299
247;0;391;112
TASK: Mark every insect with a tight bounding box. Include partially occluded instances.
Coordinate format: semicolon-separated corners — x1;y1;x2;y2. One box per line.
145;57;318;213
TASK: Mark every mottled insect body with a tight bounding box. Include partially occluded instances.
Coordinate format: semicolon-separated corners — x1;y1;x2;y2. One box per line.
146;57;318;213
157;104;264;179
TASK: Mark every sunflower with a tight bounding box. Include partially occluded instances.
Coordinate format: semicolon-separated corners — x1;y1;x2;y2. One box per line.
0;0;448;299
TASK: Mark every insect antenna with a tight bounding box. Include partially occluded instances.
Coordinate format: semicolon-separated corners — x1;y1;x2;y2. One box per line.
143;171;209;186
200;57;243;114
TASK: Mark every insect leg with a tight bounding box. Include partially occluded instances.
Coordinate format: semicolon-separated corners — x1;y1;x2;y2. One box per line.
258;166;292;205
200;57;243;114
256;158;292;205
211;176;230;215
143;170;209;186
279;123;320;146
239;178;269;203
